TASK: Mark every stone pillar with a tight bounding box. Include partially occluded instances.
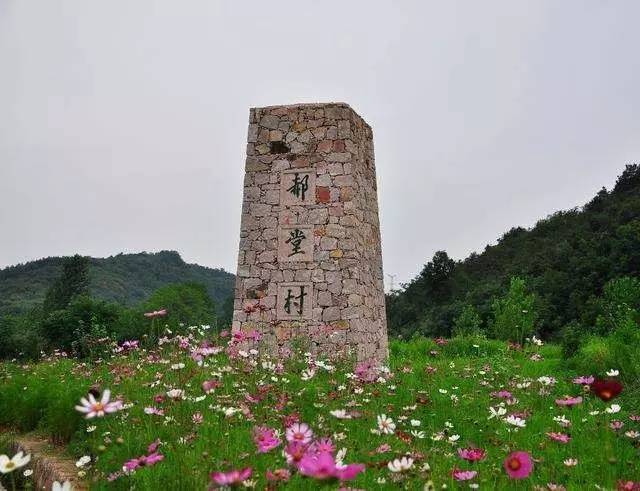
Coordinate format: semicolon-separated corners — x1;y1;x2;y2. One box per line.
232;102;388;362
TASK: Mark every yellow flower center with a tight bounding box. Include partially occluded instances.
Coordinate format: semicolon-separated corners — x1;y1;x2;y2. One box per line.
508;458;521;471
6;462;15;470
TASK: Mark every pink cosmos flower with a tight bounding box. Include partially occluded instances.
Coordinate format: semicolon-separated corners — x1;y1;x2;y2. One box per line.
555;396;583;407
144;407;164;416
253;426;281;453
610;420;624;430
75;389;123;419
309;438;335;455
458;447;487;462
617;481;640;490
192;412;204;425
123;452;164;473
573;375;595;385
266;468;291;482
452;469;478;481
493;390;513;399
504;451;534;479
284;441;308;466
202;379;222;394
546;432;571;443
210;468;252;487
144;309;167;318
297;451;365;481
286;423;314;444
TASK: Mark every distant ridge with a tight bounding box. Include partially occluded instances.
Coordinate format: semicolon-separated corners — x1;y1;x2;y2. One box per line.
0;251;235;317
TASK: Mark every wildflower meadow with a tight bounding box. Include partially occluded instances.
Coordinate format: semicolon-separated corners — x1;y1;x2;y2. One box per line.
1;329;639;490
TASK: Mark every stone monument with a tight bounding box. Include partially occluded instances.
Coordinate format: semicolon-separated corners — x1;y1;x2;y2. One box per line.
232;102;388;362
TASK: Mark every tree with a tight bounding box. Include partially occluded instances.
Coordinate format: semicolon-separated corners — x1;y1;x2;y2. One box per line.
453;304;482;337
491;277;537;345
43;255;90;313
144;282;216;332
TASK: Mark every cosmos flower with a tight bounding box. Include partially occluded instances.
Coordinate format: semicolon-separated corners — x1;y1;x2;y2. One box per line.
0;451;31;474
286;423;314;444
546;432;571;443
555;396;583;407
563;458;578;467
387;456;414;472
75;389;123;419
573;375;594;385
52;482;73;491
504;415;526;427
297;451;364;481
253;426;281;453
606;404;622;414
591;379;623;401
144;309;167;318
458;447;487;461
503;451;533;479
452;469;478;481
488;406;507;419
210;468;252;487
377;414;396;434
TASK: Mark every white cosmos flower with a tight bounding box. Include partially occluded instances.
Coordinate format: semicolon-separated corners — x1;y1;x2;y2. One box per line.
301;369;316;381
52;481;73;491
488;406;507;419
75;455;91;468
504;415;526;427
330;409;352;419
166;389;185;400
387;456;414;473
606;404;621;414
0;452;31;474
410;419;421;427
377;414;396;434
75;389;123;419
23;469;33;477
410;430;426;439
606;369;619;377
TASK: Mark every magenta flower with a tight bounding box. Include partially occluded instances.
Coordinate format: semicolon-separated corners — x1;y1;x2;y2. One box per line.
452;469;478;481
210;468;252;487
123;452;164;474
492;390;513;399
297;451;364;481
253;426;281;453
504;451;534;479
286;423;314;444
75;389;123;419
555;396;583;407
546;432;571;443
458;447;487;462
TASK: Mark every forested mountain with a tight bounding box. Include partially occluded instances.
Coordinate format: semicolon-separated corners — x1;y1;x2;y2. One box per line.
0;251;235;317
386;165;640;339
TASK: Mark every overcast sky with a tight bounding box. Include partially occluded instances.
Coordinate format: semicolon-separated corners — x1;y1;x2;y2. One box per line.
1;1;638;287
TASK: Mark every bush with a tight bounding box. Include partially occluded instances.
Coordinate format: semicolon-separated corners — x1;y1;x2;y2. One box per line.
568;336;614;376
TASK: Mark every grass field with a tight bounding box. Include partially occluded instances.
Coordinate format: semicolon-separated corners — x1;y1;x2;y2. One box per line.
1;330;639;490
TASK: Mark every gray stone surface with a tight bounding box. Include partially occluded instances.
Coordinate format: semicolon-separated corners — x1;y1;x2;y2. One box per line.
232;102;388;362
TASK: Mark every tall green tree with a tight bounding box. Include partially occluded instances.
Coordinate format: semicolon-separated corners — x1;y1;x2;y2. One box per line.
491;277;537;345
43;254;90;313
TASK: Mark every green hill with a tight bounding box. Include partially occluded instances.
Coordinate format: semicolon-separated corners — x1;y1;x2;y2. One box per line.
0;251;235;317
386;164;640;338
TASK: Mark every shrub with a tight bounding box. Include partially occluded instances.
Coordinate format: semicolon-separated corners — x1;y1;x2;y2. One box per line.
568;336;614;376
144;282;217;332
560;321;585;358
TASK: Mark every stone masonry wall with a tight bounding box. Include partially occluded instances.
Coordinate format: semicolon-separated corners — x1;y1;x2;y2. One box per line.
232;102;388;362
